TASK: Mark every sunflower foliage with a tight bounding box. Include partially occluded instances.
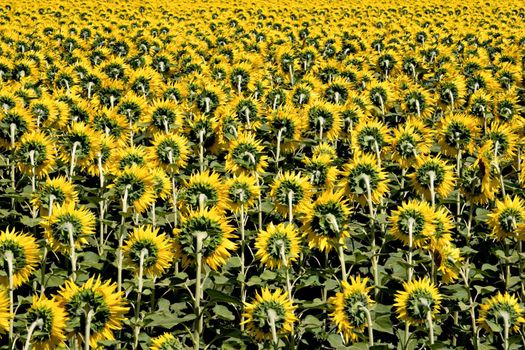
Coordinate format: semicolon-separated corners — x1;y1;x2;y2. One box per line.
0;0;525;349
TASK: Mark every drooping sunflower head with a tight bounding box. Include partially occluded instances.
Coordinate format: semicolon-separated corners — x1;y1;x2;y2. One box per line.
487;196;525;240
32;176;78;213
254;223;301;270
342;152;389;206
400;85;435;120
269;171;313;219
0;107;34;149
224;174;260;212
478;292;525;334
150;132;190;173
57;276;129;348
303;190;352;252
150;332;183;350
180;171;227;212
0;286;9;334
389;200;435;248
394;277;442;325
59;122;101;171
26;295;68;350
434;240;463;284
352;118;389;157
0;228;40;289
149;167;171;201
40;202;96;254
460;153;499;205
437;113;480;156
303;155;339;188
225;132;268;175
482;123;518;162
329;275;374;343
387;124;429;169
86;134;115;178
15;131;56;178
173;208;237;270
117;92;148;130
312;142;337;159
91;108;129;144
493;89;521;124
268;107;306;154
123;226;174;278
241;288;298;341
146;99;183;134
305;101;342;140
111;166;155;214
409;155;456;201
111;145;152;173
438;76;467;110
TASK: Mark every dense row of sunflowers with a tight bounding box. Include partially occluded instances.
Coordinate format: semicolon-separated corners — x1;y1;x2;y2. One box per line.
0;0;524;348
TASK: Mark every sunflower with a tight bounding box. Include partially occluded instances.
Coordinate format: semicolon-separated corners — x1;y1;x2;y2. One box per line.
487;196;525;240
150;333;183;350
387;124;430;169
267;107;305;154
29;97;64;129
128;67;163;97
493;89;522;124
329;276;374;343
303;190;352;252
123;226;174;278
117;92;148;133
59;122;101;173
111;166;155;214
366;81;392;115
150;132;190;173
389;200;435;248
468;89;493;121
409;155;456;202
32;177;78;214
0;228;39;289
195;84;226;115
0;286;9;334
460;153;499;205
186;113;220;153
312;142;337;159
225;132;268;175
437;76;467;110
394;277;442;325
150;167;171;201
342;152;390;206
303;155;339;188
269;171;312;219
224;174;261;212
482;123;518;162
399;85;435;120
111;145;152;172
180;171;227;212
40;202;96;254
25;295;68;350
0;107;34;149
305;101;342;140
254;223;301;269
15;131;56;178
241;288;297;341
227;96;263;132
91;108;129;144
146;99;183;134
86;134;115;178
434;241;462;284
173;208;237;270
57;276;129;348
352;118;389;158
437;113;480;156
478;292;525;334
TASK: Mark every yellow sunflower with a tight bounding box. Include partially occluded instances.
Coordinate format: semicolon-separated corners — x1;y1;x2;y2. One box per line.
123;226;175;278
394;277;442;325
487;196;525;240
150;167;171;201
269;171;313;219
254;223;301;269
150;333;183;350
173;208;237;270
25;295;68;350
241;288;297;341
389;200;435;248
387;124;431;169
433;240;463;284
110;166;155;214
478;292;525;334
329;276;374;343
303;190;352;252
0;228;40;289
149;132;190;173
224;174;261;212
0;286;9;334
303;155;339;189
57;276;129;348
180;171;227;212
15;131;56;178
32;177;78;214
59;122;101;173
437;113;480;156
0;107;34;149
225;132;268;175
40;202;96;254
409;155;456;202
305;101;342;140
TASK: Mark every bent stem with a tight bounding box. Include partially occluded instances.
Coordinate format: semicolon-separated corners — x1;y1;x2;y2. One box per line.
359;305;374;347
287;190;294;225
23;318;44;350
408;218;414;281
502;310;510;350
275;128;285;171
239;196;247;331
194;231;208;350
278;240;293;301
267;308;279;346
67;223;77;281
199;129;205;173
84;309;95;350
69;141;81;181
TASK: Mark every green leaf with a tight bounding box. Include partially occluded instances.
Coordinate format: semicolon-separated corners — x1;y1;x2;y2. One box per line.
205;289;242;305
213;304;235;321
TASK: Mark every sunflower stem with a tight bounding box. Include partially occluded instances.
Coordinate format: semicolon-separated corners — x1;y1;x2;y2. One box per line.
504;240;511;290
427;311;434;345
278;241;293;301
256;172;263;231
288;64;294;85
363;175;380;298
10;123;16;193
267;308;279;346
199;129;205;173
5;250;14;346
428;170;436;208
29;149;36;192
275;128;285;171
359;305;374;347
194;231;207;350
118;185;131;294
460;266;479;350
240;199;247;331
134;248;148;350
151;202;156;227
171;175;178;228
98;153;105;253
408;218;414;281
84;309;94;350
502;310;510;350
23;318;43;350
287;190;294;225
456;149;462;220
69;141;80;181
67;222;77;281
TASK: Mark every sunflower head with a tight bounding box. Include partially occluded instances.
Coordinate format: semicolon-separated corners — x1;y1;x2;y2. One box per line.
394;277;442;325
26;295;68;350
241;288;297;341
0;228;40;289
15;131;56;178
254;223;301;270
32;177;78;214
329;276;374;343
150;332;183;350
437;113;480;156
224;174;260;212
478;292;525;334
342;152;389;206
180;171;227;212
123;226;174;278
225;132;268;175
111;166;155;214
409;155;456;201
487;196;525;240
150;132;190;173
389;200;435;248
269;171;312;219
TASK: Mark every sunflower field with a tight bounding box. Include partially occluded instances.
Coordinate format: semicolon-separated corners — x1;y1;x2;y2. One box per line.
1;0;525;349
